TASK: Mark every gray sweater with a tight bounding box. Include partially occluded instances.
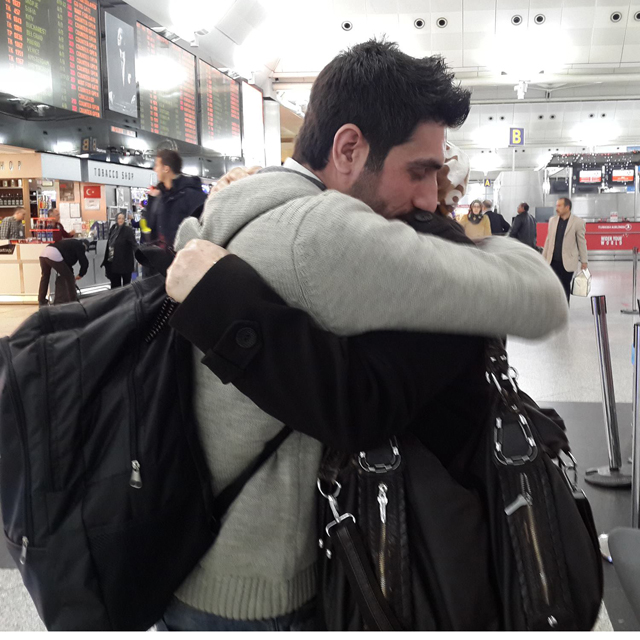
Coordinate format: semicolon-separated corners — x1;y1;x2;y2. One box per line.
173;169;568;620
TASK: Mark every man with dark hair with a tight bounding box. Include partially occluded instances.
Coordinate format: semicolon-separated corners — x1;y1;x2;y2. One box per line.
483;200;510;235
160;40;567;631
509;202;537;248
0;207;26;239
151;150;206;249
542;197;588;303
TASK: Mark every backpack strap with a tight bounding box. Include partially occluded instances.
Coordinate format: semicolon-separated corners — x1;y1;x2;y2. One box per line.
211;426;293;525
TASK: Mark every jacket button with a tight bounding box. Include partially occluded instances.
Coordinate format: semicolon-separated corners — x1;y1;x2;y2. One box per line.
236;327;258;349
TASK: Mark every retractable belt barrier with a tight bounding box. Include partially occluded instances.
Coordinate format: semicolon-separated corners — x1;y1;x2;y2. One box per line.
621;247;640;316
586;295;632;488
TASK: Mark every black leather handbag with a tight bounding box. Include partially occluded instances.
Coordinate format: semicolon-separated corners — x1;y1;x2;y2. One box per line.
316;340;603;631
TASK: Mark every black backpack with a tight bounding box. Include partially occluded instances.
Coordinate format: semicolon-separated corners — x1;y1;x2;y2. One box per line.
0;249;290;630
316;340;603;631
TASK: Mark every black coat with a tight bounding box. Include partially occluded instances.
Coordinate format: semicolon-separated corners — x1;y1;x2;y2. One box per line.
51;238;89;278
154;175;207;249
509;212;537;248
101;224;137;275
485;210;511;235
170;212;492;462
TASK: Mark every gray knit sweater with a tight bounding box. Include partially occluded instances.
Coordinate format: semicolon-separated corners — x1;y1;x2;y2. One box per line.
173;169;568;620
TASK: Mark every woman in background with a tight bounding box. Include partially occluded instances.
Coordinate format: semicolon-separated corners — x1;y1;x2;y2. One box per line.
102;213;137;288
457;199;492;240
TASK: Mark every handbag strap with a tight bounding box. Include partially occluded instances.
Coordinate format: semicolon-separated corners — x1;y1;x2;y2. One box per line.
211;426;293;524
330;516;403;631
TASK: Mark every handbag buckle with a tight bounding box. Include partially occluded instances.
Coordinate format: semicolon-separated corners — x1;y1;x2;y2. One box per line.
317;479;356;538
494;411;538;466
358;438;401;474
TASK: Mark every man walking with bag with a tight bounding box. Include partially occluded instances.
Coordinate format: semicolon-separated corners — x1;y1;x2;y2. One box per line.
542;197;588;303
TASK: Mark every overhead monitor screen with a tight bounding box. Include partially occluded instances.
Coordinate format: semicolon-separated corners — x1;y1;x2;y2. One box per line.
579;169;602;184
241;81;265;167
105;12;137;117
136;23;197;144
199;60;241;157
611;168;635;183
0;0;101;116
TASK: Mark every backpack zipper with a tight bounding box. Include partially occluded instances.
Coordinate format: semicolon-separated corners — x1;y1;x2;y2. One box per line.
144;296;178;344
504;472;550;606
0;340;33;560
128;298;143;489
377;483;389;597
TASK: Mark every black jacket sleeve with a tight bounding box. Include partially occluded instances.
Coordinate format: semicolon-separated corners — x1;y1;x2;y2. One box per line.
500;214;511;233
509;214;522;240
170;254;486;452
77;243;89;278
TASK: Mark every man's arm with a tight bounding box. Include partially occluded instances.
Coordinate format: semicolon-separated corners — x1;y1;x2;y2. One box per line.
77;245;89;278
170;254;486;452
293;191;567;340
577;220;588;267
509;215;522;240
500;215;511;233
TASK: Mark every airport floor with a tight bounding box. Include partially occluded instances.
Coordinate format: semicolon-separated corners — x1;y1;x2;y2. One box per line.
0;261;639;630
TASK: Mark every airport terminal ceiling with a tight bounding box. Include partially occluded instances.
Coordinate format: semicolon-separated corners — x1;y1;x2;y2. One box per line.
120;0;640;175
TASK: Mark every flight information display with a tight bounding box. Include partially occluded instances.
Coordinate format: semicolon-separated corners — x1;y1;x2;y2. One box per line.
199;60;241;157
136;23;197;145
0;0;101;116
241;81;265;167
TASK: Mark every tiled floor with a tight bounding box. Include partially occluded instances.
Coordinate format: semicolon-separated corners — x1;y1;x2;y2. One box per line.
1;262;640;630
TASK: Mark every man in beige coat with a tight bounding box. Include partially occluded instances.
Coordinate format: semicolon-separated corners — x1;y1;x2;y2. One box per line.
542;197;588;303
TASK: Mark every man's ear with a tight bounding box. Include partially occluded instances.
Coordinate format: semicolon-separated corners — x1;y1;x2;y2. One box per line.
331;124;370;179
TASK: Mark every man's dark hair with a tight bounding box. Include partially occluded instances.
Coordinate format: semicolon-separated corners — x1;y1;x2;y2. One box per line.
560;197;572;210
293;40;471;172
156;149;182;175
521;202;529;212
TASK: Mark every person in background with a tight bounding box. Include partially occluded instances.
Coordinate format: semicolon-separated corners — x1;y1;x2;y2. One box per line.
457;199;492;239
152;150;207;250
509;202;537;249
38;238;89;306
102;212;137;289
483;200;510;235
49;208;75;238
0;207;26;240
542;197;588;304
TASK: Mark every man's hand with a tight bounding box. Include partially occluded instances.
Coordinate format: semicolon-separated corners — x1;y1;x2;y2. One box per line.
581;263;588;271
166;239;230;303
210;166;261;196
75;275;82;281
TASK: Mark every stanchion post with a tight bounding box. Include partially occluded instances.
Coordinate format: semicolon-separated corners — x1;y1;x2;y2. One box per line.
633;323;640;527
621;247;640;315
586;295;632;487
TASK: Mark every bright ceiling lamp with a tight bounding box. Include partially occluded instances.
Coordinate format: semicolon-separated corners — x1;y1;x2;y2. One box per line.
472;125;511;149
471;152;503;175
489;29;567;98
572;121;621;148
169;0;234;41
136;56;188;92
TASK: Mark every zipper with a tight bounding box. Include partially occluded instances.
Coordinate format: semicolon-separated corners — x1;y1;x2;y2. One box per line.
144;296;178;344
504;472;550;606
0;340;34;554
38;338;55;491
377;483;389;597
128;298;143;489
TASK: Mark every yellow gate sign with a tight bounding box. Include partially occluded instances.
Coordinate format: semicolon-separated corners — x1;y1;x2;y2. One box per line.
510;127;525;147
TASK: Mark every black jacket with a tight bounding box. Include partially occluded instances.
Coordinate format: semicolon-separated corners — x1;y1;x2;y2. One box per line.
170;213;492;460
485;210;510;235
509;212;537;249
50;238;89;278
101;224;137;275
154;175;207;249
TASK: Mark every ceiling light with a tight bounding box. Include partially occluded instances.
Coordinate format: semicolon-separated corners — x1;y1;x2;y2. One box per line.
471;152;503;175
55;141;75;154
169;0;234;40
572;121;621;148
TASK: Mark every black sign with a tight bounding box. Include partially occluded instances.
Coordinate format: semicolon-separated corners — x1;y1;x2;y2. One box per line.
136;23;197;145
0;243;16;254
0;0;101;116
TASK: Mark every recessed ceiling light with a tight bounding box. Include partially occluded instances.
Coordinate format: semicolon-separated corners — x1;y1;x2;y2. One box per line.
341;21;352;31
414;18;425;29
436;17;448;28
511;15;522;25
534;14;545;24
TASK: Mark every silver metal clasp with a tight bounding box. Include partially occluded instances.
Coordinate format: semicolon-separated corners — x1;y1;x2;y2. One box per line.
358;438;401;474
494;412;538;466
317;479;355;537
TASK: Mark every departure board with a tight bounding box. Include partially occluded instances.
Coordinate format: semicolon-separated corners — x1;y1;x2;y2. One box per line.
199;60;241;157
136;23;197;145
0;0;101;116
241;81;265;167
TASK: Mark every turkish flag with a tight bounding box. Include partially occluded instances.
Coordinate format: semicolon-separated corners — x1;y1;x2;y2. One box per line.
83;185;101;199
